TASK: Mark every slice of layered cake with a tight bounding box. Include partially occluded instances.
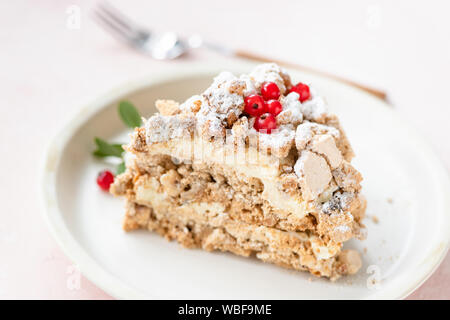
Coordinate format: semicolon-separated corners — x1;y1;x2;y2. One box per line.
111;63;366;280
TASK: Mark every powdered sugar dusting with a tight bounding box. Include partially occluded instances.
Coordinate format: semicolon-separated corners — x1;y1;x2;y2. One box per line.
249;63;288;94
202;71;245;115
293;154;305;178
196;71;246;138
334;225;351;233
295;121;340;151
277;92;303;125
179;95;205;114
253;124;296;158
239;74;257;96
197;111;224;138
300;87;328;121
145;114;195;143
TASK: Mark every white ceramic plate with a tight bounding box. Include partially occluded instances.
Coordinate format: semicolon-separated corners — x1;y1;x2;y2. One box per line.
40;61;450;299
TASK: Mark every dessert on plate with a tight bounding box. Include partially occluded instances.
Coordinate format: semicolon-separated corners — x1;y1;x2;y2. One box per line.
111;63;366;280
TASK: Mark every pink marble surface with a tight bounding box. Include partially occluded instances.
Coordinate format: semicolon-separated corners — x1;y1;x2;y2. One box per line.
0;0;448;299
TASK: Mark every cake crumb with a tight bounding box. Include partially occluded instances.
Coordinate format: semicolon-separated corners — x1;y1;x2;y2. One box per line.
371;215;379;224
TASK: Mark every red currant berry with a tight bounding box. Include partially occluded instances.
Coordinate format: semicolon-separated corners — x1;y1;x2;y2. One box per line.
261;82;280;101
97;170;114;191
290;82;311;102
266;100;283;116
254;113;277;134
244;95;266;117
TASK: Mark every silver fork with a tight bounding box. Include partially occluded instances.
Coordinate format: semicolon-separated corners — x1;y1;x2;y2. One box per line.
93;3;387;100
93;3;231;60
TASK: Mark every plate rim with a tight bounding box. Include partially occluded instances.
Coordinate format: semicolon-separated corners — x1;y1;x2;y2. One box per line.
39;62;450;300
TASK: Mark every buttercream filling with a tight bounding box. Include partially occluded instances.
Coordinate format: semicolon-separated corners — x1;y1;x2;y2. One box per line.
141;137;338;219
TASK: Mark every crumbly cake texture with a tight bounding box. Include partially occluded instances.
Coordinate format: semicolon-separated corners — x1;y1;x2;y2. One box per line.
111;63;366;280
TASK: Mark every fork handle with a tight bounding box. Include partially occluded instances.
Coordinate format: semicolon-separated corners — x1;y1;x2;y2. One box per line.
234;49;387;101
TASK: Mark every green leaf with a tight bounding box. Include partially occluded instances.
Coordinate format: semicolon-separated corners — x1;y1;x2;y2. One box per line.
118;101;142;128
93;137;124;158
116;161;126;175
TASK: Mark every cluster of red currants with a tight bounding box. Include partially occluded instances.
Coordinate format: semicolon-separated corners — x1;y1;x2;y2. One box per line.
244;81;310;134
